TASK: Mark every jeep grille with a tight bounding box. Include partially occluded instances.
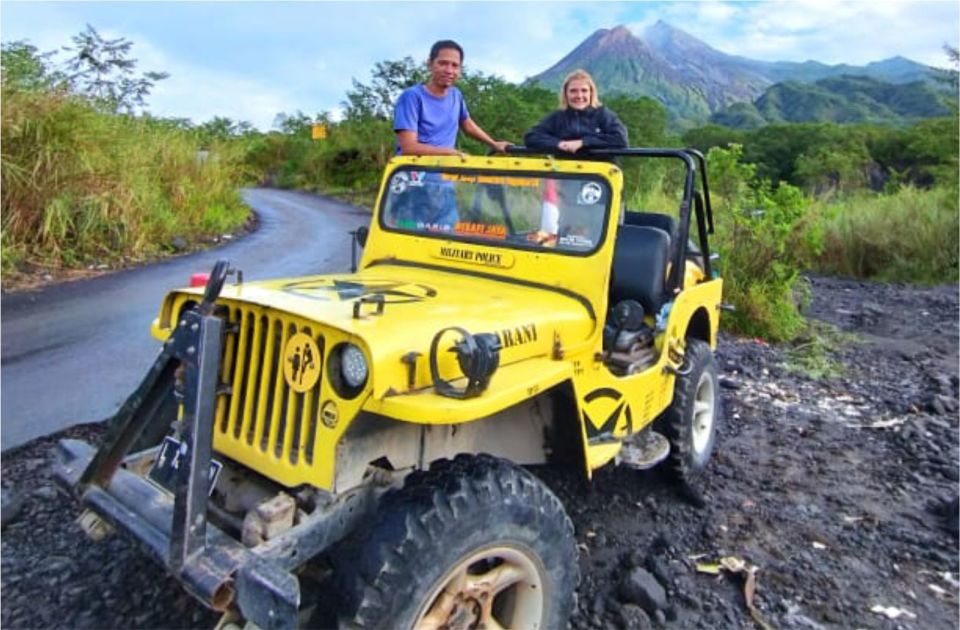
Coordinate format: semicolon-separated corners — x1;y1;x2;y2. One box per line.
213;304;324;468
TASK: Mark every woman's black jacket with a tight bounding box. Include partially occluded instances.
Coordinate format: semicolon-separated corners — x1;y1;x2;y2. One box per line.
523;106;628;152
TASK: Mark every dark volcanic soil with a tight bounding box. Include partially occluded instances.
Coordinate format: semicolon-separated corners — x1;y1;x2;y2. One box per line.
2;275;958;629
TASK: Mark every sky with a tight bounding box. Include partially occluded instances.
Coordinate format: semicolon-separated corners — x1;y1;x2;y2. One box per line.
2;1;957;130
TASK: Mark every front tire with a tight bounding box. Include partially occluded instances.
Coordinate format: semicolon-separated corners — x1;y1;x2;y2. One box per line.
657;338;720;484
331;454;579;629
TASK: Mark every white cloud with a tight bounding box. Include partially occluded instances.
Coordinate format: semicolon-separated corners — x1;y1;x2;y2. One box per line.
2;0;955;128
679;0;959;67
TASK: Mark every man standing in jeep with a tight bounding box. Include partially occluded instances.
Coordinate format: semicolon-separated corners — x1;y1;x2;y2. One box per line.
394;39;510;157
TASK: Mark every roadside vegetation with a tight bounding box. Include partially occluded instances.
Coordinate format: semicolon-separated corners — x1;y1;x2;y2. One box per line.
0;30;249;282
2;29;956;343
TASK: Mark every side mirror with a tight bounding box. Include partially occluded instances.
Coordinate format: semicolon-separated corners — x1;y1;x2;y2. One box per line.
355;226;369;247
350;226;369;273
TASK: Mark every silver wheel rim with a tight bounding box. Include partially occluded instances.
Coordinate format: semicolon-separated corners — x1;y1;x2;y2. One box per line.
691;370;716;455
415;544;546;630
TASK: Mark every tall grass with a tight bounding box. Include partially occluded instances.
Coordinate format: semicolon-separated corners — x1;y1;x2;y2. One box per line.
806;186;959;283
1;87;249;277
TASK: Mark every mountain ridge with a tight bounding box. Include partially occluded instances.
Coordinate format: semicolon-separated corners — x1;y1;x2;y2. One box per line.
529;22;939;126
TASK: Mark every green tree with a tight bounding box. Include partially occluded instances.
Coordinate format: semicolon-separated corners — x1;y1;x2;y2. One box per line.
681;124;746;153
0;41;62;90
794;140;872;197
343;57;427;120
197;116;255;141
457;73;554;152
273;110;329;135
62;24;169;113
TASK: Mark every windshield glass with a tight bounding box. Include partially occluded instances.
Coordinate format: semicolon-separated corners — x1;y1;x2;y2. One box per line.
380;167;611;254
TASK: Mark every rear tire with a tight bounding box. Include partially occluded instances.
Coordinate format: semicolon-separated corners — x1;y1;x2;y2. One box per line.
657;338;720;484
329;454;579;629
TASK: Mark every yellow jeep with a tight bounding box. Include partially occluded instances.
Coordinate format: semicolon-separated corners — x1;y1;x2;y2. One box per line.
56;147;723;629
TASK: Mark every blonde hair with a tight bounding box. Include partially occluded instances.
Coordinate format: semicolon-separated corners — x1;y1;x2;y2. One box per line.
560;69;601;109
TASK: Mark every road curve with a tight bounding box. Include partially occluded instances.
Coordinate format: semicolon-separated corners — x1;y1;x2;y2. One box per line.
0;188;370;451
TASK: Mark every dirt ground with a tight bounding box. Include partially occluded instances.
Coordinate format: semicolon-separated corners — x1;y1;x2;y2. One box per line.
1;274;957;629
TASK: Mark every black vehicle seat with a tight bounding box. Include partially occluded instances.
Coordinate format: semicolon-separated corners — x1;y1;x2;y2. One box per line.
625;210;702;263
610;225;671;316
624;211;677;243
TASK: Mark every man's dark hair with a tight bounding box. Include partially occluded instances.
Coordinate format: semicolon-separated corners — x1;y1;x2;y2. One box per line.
429;39;464;62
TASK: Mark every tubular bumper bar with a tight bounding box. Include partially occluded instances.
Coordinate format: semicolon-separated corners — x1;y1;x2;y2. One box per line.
56;440;299;629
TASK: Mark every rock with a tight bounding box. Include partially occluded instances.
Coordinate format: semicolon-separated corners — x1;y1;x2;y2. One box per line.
33;485;59;501
645;554;672;588
624;549;645;569
171;236;188;251
701;520;720;540
939;495;959;538
648;532;673;554
618;604;653;629
933;374;954;392
719;377;742;390
936;394;957;413
618;567;667;614
930;396;947;415
590;592;606;616
22;458;46;472
1;488;24;528
782;601;828;629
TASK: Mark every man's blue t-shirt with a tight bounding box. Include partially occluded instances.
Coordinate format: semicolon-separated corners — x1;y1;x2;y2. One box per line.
393;84;470;154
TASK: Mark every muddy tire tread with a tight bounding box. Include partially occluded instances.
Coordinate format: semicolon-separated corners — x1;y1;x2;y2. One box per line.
331;454;579;629
658;338;718;484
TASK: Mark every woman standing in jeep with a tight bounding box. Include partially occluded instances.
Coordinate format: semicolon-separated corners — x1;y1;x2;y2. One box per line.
524;69;628;153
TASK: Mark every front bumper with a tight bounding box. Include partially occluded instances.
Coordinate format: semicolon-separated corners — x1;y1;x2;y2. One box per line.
56;442;301;630
54;263;301;629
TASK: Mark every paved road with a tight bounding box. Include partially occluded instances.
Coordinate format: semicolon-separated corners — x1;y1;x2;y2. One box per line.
0;189;370;451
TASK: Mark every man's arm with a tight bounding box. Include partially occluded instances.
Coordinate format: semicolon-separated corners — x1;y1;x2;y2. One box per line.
460;118;510;153
396;130;464;156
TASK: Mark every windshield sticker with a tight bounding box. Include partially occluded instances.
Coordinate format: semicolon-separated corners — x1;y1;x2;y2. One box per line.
433;245;515;268
578;182;604;205
390;172;409;194
440;173;539;187
408;171;427;187
396;218;453;233
454;222;507;239
498;322;538;348
559;234;594;248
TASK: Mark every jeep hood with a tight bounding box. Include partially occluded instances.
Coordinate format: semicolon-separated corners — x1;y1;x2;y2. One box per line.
176;265;598;397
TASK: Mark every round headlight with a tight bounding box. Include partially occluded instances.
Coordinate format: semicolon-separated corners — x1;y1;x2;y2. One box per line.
340;344;368;388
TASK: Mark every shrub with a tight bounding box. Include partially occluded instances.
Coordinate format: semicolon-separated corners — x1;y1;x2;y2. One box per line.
1;86;248;278
806;186;959;282
709;145;820;341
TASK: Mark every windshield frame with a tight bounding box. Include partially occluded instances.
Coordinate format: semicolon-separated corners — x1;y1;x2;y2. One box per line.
377;165;614;258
